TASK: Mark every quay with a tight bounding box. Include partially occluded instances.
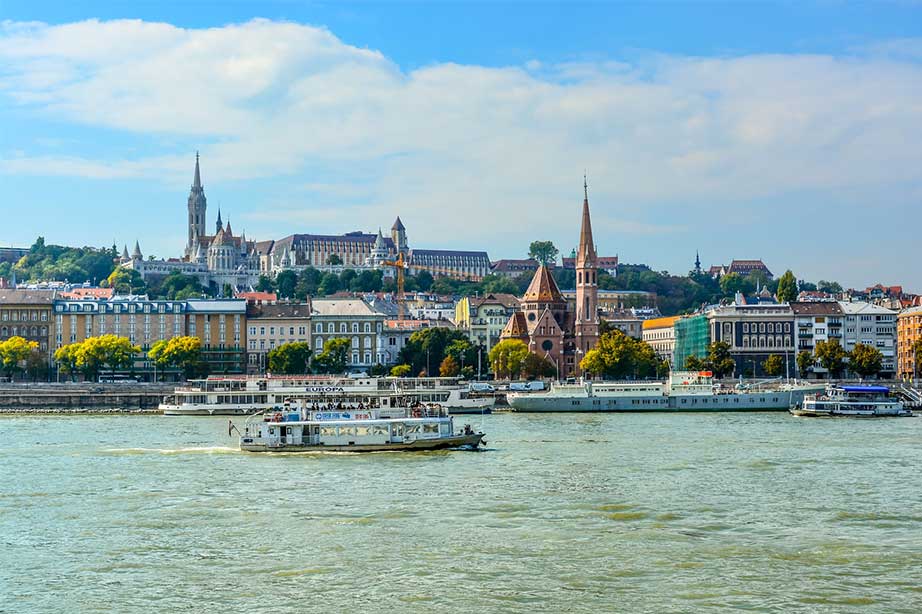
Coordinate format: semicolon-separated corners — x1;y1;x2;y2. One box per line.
0;383;173;413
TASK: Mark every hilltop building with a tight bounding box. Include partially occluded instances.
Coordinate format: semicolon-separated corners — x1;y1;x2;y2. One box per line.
708;260;773;280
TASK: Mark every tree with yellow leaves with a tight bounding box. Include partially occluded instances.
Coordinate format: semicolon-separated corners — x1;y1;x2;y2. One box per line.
0;336;39;380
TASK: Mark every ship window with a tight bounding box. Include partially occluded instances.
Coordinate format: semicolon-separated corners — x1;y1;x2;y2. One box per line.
320;426;336;436
356;426;369;436
338;426;356;437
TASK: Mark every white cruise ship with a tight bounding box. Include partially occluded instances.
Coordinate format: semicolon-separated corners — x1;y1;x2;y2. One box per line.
506;371;824;412
790;385;913;417
160;375;494;416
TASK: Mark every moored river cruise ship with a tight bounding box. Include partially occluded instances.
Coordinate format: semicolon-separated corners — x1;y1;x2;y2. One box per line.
160;375;493;416
506;371;825;412
790;385;913;418
237;402;485;452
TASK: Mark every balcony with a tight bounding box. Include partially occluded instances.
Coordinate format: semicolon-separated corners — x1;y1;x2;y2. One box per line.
799;332;813;338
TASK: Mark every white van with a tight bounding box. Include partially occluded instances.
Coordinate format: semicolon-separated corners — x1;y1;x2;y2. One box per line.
468;382;495;393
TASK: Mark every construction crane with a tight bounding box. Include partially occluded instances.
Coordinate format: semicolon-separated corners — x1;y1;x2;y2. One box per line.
382;252;408;319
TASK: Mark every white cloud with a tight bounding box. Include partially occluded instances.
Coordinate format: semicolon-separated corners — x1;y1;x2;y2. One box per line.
1;19;921;286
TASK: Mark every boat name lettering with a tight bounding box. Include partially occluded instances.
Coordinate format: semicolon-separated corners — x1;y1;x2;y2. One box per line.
305;386;346;393
314;412;373;421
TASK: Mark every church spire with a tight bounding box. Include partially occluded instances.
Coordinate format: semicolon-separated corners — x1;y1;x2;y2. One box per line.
216;207;223;233
193;151;202;189
576;174;597;267
695;250;702;273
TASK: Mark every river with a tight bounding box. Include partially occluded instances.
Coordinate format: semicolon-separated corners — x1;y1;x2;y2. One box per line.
1;412;920;612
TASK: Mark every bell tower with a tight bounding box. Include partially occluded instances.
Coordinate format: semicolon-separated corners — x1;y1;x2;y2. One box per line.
185;152;207;259
574;175;599;363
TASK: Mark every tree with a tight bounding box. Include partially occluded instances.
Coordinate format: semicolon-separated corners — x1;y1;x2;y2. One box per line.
913;338;922;380
488;339;530;379
796;350;814;379
149;336;204;380
318;272;341;295
54;343;81;380
776;270;798;303
816;280;843;294
815;339;847;378
106;266;146;294
719;273;754;298
77;335;141;380
295;267;322;298
528;241;559;266
326;254;343;266
705;341;736;378
444;338;476;370
398;327;471;377
579;330;660;379
312;338;350;374
275;270;298;298
221;283;234;298
684;355;706;371
267;341;313;375
521;353;556;380
390;364;411;377
255;275;275;293
762;354;785;377
416;270;434;291
0;336;39;380
848;343;883;379
439;354;460;377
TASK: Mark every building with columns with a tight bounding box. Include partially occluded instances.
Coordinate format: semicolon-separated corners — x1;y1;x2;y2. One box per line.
500;180;600;377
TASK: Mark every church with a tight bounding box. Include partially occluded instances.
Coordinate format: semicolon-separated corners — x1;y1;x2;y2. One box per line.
500;180;600;376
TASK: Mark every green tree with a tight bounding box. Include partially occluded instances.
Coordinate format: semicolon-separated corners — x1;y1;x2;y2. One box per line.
275;270;298;298
415;270;434;291
816;280;843;294
439;354;460;377
312;338;350;374
684;355;706;371
775;270;798;303
318;272;342;295
295;267;322;298
579;330;659;379
762;354;785;377
398;327;471;376
848;343;883;379
390;364;411;377
488;339;530;379
430;277;457;296
815;339;847;378
705;341;736;378
796;350;814;378
149;336;204;380
528;241;559;266
255;275;276;293
521;352;556;380
444;338;476;370
480;275;519;295
150;272;203;299
221;283;234;298
106;266;146;294
0;336;39;380
326;254;343;266
267;342;313;375
718;272;754;298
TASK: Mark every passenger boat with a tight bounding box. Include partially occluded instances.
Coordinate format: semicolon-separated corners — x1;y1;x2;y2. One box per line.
790;385;913;418
237;400;485;453
506;371;824;412
160;375;494;416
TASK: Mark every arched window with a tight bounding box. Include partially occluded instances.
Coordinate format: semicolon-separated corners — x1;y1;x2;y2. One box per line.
352;336;359;349
364;337;372;348
767;337;774;348
315;337;323;350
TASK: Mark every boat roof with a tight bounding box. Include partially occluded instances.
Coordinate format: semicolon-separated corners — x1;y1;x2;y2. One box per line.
841;385;889;393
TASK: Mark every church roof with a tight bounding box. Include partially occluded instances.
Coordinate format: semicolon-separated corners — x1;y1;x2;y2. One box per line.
192;152;202;189
501;311;529;339
392;216;405;231
523;265;565;304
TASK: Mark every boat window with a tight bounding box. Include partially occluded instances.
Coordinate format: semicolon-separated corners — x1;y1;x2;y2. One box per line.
338;426;356;437
371;425;388;436
320;426;336;436
423;423;439;435
405;424;421;434
356;426;370;436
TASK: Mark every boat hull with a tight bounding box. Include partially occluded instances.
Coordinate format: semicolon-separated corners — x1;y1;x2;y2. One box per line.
508;388;824;412
789;408;914;418
240;433;485;453
161;404;260;416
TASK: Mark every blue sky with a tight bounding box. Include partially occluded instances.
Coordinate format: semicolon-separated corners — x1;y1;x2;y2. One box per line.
1;1;921;289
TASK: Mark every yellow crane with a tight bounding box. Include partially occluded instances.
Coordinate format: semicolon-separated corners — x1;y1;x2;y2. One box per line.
382;253;408;319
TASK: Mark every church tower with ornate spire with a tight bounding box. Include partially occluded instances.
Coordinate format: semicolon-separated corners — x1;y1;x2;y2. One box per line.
574;175;599;366
185;152;207;259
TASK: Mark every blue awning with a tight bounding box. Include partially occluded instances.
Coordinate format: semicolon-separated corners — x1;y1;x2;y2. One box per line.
841;386;889;393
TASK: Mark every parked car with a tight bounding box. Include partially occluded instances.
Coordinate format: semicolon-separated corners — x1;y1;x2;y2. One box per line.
468;382;495;393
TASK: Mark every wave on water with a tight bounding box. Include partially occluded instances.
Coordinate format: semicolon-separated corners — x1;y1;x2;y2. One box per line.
100;446;239;455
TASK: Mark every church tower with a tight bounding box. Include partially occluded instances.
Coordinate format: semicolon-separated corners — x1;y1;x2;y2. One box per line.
574;176;599;365
185;152;207;259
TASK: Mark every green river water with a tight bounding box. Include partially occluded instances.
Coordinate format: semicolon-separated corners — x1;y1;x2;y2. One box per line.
1;412;920;613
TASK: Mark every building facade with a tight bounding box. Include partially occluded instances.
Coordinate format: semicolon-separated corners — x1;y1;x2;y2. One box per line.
673;314;710;369
246;302;312;373
838;301;898;378
0;289;54;359
310;299;387;369
897;306;922;381
707;303;796;377
642;316;680;365
455;293;520;355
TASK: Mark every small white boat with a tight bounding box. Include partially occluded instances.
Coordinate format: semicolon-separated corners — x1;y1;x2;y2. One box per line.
790;385;913;418
237;402;485;453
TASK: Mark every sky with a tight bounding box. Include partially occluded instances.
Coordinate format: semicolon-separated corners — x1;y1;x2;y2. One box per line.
1;1;921;290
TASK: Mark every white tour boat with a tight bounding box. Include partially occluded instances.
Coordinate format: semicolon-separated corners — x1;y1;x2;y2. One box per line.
506;371;825;412
160;375;494;416
236;401;485;452
790;385;913;417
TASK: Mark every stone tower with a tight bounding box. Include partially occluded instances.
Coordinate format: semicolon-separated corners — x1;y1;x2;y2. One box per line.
391;216;408;258
185;152;207;259
574;176;599;363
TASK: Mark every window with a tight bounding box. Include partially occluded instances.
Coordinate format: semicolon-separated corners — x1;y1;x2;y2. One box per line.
743;323;749;333
352;336;359;349
316;337;323;350
340;323;347;333
352;323;359;333
364;323;371;333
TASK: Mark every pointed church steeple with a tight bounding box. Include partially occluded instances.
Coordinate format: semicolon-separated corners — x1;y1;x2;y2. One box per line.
121;244;130;261
576;173;597;267
574;174;599;369
216;208;223;234
186;152;207;260
694;251;702;274
132;240;142;260
193;151;202;189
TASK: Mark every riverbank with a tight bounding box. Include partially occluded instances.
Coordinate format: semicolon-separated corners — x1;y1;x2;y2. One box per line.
0;382;171;412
